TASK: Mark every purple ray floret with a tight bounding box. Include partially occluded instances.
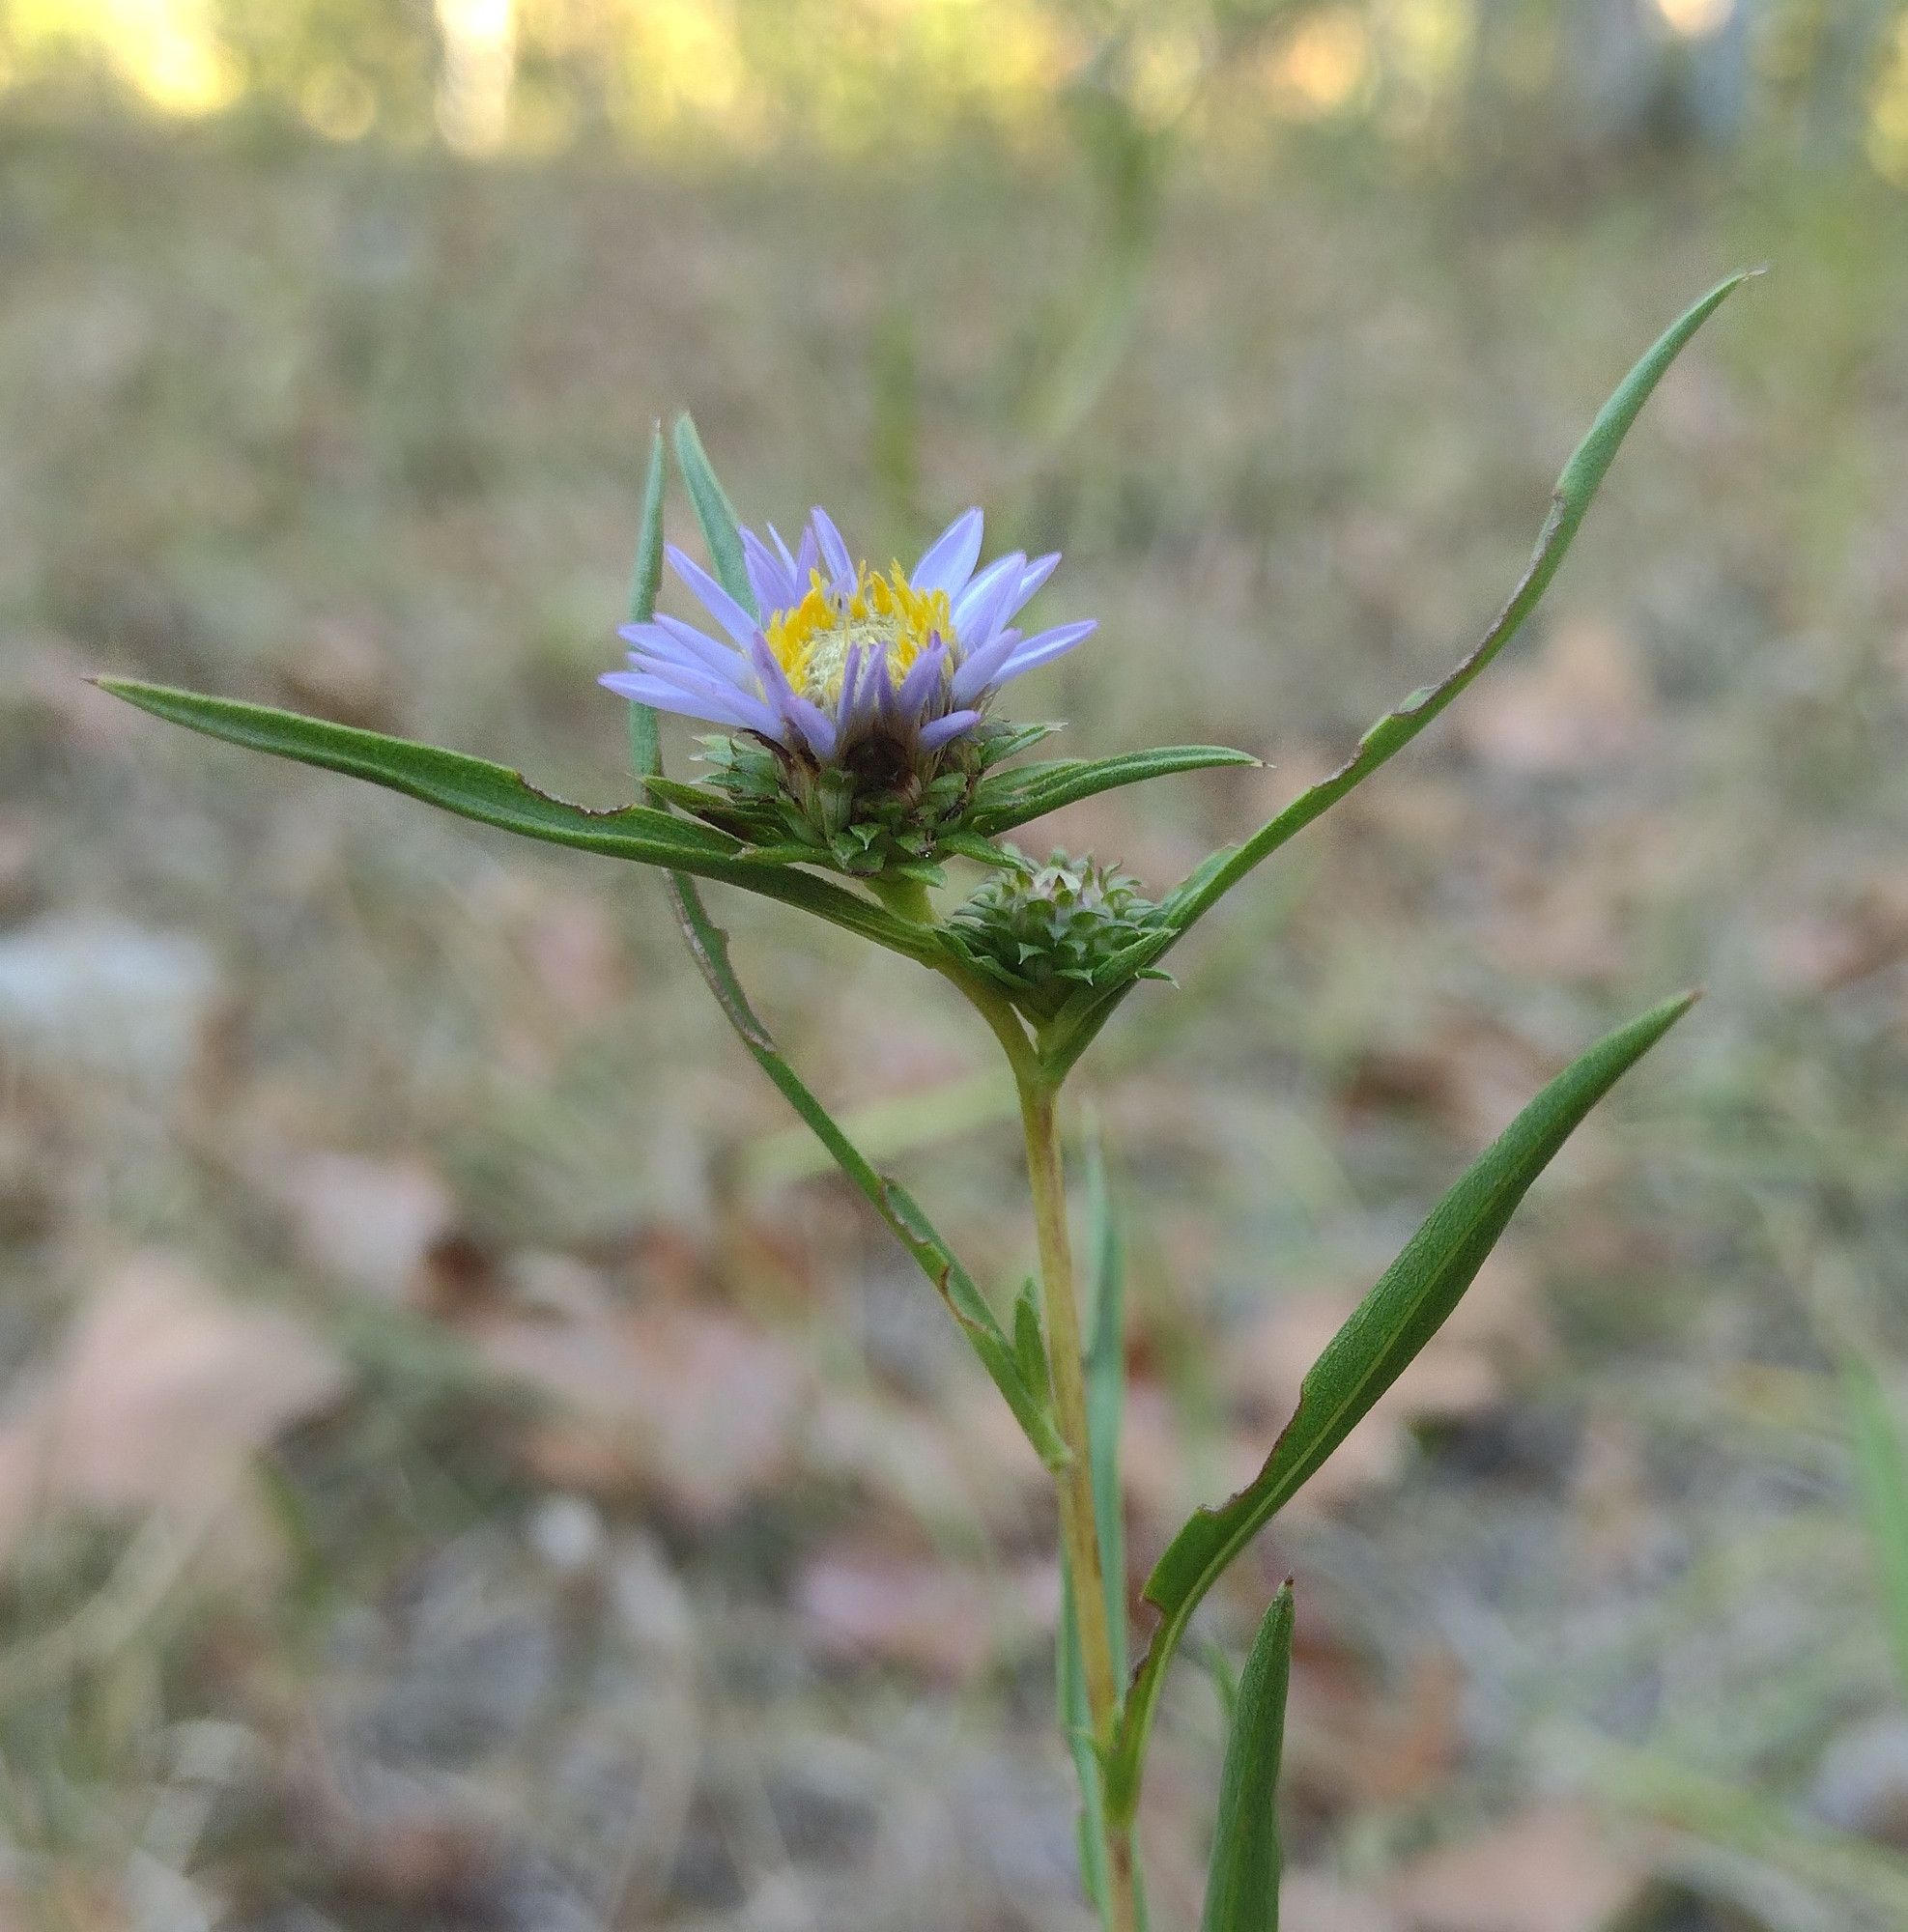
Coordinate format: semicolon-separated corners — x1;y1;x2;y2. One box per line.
602;503;1095;770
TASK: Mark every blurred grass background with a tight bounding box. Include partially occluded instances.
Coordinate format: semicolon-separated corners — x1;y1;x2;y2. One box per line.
3;2;1908;1928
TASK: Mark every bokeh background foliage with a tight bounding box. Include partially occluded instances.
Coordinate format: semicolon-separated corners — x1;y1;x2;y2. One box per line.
13;0;1908;177
4;2;1908;1929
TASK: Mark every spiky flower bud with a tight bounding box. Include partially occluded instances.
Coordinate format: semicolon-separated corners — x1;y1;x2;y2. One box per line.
948;850;1164;1019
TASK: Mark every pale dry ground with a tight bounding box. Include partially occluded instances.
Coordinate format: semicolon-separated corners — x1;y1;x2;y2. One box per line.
2;119;1906;1929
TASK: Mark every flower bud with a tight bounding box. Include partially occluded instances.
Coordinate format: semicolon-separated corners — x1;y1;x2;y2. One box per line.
948;851;1162;1019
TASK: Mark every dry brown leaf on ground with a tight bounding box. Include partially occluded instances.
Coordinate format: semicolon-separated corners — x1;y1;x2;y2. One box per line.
478;1293;812;1523
469;871;634;1030
1454;612;1653;776
275;615;397;730
1282;1635;1466;1813
269;1149;460;1305
1337;1014;1564;1150
1759;867;1908;996
1387;1802;1650;1932
0;1253;350;1556
804;1380;1046;1533
1478;826;1650;984
794;1541;1057;1682
1568;1406;1672;1582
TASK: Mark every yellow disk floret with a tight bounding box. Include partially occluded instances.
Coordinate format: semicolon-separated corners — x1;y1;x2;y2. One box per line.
764;562;953;708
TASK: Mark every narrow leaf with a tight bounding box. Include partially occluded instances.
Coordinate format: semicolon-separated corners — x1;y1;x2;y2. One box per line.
978;721;1063;768
1013;1279;1052;1403
1107;990;1698;1819
1059;1558;1116;1922
1085;1132;1129;1682
939;829;1018;868
1041;271;1754;1078
655;837;1067;1467
99;680;938;963
672;412;755;614
1059;1131;1141;1928
972;746;1260;836
625;421;669;779
1200;1584;1295;1932
101;678;741;862
1846;1361;1908;1705
627;425;668;630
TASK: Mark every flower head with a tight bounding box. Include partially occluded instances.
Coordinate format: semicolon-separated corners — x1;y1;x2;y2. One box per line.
947;850;1165;1019
603;505;1095;780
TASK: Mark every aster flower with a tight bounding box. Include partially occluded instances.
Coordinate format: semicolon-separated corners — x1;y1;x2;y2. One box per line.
601;504;1095;778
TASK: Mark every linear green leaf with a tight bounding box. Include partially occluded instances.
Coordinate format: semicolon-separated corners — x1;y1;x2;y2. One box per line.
1845;1362;1908;1705
1059;1130;1143;1929
1085;1132;1130;1683
972;745;1260;836
99;678;937;962
623;438;1065;1469
672;412;755;613
625;420;669;779
668;894;1067;1465
100;678;744;861
1200;1584;1294;1932
1039;270;1754;1079
627;422;669;640
1012;1279;1052;1405
1105;990;1698;1821
1059;1559;1115;1924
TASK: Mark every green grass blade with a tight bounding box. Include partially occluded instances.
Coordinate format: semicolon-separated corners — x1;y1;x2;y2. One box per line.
1060;1561;1116;1924
1085;1132;1129;1682
97;678;938;963
972;746;1260;837
1106;990;1698;1821
1012;1277;1053;1402
1200;1584;1294;1932
1845;1361;1908;1704
672;412;755;613
1040;271;1754;1079
625;420;669;782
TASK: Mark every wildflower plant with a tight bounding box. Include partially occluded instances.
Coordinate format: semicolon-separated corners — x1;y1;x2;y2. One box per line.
100;271;1751;1931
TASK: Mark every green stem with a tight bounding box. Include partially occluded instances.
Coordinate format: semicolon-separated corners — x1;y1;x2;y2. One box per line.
1018;1071;1138;1932
941;971;1138;1926
870;873;937;924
